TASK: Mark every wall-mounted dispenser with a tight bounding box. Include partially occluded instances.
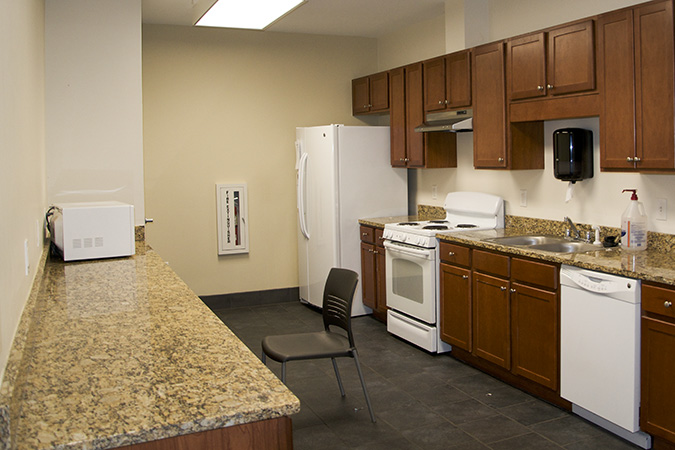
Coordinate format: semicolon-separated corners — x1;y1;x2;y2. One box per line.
553;128;593;183
216;183;249;255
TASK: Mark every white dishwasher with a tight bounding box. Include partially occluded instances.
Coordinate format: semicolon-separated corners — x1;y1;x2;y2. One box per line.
560;265;651;449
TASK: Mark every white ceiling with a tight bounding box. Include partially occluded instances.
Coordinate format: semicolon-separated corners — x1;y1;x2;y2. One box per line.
141;0;447;38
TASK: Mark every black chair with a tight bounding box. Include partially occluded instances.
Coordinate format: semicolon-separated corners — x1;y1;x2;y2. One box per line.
261;268;376;422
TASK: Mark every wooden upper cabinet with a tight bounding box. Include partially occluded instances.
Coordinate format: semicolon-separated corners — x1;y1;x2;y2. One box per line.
507;21;596;101
351;71;389;115
389;67;407;167
507;32;547;101
599;0;675;171
423;50;472;112
473;42;508;168
406;63;426;167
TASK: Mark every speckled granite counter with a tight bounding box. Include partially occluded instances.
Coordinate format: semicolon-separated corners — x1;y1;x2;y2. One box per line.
0;244;300;450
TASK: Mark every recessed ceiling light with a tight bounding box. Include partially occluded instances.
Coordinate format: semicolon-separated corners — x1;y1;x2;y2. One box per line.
196;0;305;29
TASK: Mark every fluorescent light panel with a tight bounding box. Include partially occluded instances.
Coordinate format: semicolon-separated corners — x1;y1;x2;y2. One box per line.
196;0;304;29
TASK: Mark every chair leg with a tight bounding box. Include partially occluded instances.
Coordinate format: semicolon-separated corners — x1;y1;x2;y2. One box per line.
281;362;286;384
352;350;376;423
331;358;346;397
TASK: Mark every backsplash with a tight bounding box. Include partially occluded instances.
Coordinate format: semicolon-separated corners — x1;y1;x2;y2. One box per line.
417;204;675;252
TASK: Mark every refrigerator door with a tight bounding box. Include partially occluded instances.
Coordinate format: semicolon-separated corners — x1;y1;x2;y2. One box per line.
296;126;339;308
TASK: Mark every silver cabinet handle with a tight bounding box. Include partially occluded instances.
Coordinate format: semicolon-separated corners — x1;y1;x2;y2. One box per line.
462;275;469;279
444;99;449;104
448;252;455;257
438;100;443;105
627;156;634;162
362;232;368;236
498;157;504;163
537;85;544;91
510;288;517;293
500;286;507;291
547;84;554;90
634;157;641;162
665;301;673;308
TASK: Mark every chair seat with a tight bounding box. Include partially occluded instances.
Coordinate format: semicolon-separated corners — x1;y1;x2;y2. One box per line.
262;330;352;362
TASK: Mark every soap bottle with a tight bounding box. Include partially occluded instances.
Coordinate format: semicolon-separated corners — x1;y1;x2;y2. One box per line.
621;189;648;251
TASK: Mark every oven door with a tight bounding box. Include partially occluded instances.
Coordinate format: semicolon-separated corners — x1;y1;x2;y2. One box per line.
384;240;436;324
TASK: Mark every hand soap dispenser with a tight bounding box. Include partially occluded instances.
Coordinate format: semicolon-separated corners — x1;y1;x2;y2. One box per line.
621;189;648;251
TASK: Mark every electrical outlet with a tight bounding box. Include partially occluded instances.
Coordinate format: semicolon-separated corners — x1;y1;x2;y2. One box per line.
657;198;667;221
432;185;438;200
520;189;528;207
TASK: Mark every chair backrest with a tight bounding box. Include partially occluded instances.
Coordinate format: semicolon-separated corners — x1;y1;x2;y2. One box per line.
322;268;359;347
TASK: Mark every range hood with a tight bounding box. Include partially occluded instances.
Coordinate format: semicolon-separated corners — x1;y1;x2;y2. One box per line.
414;109;473;133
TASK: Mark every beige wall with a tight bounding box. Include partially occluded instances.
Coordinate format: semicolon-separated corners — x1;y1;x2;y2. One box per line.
379;0;675;234
45;0;145;225
142;25;378;296
0;0;46;379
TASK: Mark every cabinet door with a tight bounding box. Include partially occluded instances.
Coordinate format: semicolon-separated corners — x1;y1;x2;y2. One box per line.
547;21;596;96
635;0;675;170
389;67;407;167
405;62;426;167
473;42;507;168
598;9;637;170
507;32;546;100
375;244;386;314
472;272;511;369
352;76;370;114
511;282;558;390
360;241;377;310
423;57;447;112
369;72;390;112
446;50;472;108
641;316;675;442
440;263;472;351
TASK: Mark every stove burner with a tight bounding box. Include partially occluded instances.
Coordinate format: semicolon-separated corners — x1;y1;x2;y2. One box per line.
455;223;478;228
429;220;449;224
423;225;450;230
397;222;420;226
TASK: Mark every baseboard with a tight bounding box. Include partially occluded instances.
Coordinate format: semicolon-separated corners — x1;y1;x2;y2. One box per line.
200;287;299;310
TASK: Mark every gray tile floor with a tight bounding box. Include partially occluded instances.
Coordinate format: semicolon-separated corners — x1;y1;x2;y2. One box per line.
211;301;643;450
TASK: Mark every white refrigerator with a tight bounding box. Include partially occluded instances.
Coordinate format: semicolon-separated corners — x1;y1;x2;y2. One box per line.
296;125;408;316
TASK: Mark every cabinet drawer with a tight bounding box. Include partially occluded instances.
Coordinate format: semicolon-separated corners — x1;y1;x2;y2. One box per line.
473;249;510;278
511;257;558;290
440;242;471;266
360;225;375;244
375;228;385;248
643;283;675;320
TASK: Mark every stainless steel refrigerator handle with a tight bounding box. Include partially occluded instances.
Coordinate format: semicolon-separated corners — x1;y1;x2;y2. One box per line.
297;152;310;239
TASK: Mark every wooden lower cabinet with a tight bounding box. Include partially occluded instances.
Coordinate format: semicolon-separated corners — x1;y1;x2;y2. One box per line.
641;282;675;446
439;242;561;402
117;417;293;450
510;282;558;390
472;272;511;369
359;225;387;322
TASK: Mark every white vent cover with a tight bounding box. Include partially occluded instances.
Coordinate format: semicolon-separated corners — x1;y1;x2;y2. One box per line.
216;183;249;255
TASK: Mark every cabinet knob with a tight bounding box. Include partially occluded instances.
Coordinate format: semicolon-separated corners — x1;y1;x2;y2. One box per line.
500;286;507;291
627;156;634;162
438;100;443;105
510;288;517;293
448;251;455;257
537;85;544;91
547;84;554;90
634;157;641;162
373;250;379;254
665;301;673;308
362;232;368;236
445;99;449;104
498;157;504;163
462;275;469;279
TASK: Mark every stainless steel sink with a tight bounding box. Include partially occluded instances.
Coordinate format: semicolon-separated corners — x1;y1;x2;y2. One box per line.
484;235;600;254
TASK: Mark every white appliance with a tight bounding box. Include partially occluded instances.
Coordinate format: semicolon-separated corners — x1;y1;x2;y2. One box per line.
383;192;504;353
50;201;135;261
560;265;651;449
296;125;407;316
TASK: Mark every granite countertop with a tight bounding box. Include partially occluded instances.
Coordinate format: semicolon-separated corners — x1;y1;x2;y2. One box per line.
359;214;675;286
0;244;300;450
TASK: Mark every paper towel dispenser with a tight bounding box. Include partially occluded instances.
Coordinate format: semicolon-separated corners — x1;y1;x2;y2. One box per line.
553;128;593;183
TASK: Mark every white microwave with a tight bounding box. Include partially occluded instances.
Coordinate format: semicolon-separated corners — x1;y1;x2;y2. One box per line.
50;201;135;261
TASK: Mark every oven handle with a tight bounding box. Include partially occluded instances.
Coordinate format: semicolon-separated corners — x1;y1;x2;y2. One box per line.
384;240;434;260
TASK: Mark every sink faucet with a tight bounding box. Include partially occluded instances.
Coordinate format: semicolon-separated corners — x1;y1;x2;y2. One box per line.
564;216;580;240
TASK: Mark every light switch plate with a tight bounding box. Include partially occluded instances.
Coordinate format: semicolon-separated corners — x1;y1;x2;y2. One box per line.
656;198;667;221
520;189;528;207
